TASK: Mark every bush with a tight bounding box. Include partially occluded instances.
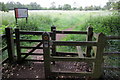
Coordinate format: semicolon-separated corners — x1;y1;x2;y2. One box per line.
79;12;120;36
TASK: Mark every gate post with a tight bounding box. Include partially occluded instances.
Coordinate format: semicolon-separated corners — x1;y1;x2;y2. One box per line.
15;28;21;62
42;32;51;78
51;26;56;56
5;27;15;63
86;27;93;57
93;33;106;78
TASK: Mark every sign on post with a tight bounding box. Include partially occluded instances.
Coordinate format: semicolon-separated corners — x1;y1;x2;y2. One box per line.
14;8;28;24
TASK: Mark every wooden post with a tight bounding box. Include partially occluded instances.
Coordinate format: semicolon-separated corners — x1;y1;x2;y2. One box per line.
86;27;93;57
51;26;56;56
5;27;15;63
15;28;21;62
42;32;51;78
93;33;106;78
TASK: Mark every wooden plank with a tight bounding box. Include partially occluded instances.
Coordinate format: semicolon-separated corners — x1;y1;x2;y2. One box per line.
42;32;51;78
5;27;15;62
15;28;21;62
20;31;52;35
104;52;120;55
20;31;44;35
107;36;120;40
1;34;6;38
20;46;43;49
56;52;78;56
56;31;87;34
2;58;9;64
86;27;93;57
1;46;7;52
76;46;84;58
53;41;97;46
22;42;43;60
20;39;42;42
51;71;93;77
51;26;56;56
21;53;43;55
24;59;44;62
104;66;120;70
93;33;106;78
50;56;96;62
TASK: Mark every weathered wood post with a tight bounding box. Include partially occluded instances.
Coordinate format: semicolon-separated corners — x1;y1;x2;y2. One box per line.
86;27;93;57
51;26;56;56
93;33;106;78
42;32;51;78
15;28;21;62
5;27;15;63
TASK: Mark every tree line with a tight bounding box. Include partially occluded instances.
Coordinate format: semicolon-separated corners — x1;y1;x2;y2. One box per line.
0;1;120;12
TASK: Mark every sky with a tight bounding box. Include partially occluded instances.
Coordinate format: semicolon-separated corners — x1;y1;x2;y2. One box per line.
1;0;109;8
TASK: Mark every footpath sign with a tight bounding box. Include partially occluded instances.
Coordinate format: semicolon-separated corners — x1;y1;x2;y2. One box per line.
14;8;28;24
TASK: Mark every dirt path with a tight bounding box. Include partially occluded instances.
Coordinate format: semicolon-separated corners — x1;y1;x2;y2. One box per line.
56;27;73;40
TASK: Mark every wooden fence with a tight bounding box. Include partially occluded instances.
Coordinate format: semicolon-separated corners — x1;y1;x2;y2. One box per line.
1;26;120;79
0;27;15;63
42;27;106;79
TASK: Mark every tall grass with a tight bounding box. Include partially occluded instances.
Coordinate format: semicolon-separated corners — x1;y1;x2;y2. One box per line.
77;12;120;35
1;10;104;33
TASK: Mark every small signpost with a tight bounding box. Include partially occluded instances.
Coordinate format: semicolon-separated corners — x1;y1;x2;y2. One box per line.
14;8;28;24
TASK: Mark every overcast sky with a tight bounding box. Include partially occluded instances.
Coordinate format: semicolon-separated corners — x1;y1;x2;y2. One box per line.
1;0;109;8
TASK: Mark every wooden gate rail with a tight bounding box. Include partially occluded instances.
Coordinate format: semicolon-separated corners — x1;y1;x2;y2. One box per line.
15;28;51;62
19;30;52;35
56;31;87;34
53;41;97;46
43;32;106;79
94;33;120;70
1;27;15;63
104;35;120;70
104;35;120;55
52;26;93;57
1;34;8;64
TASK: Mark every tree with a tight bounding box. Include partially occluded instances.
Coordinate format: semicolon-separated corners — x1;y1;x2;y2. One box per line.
104;0;120;12
112;1;120;12
58;5;62;10
6;1;16;10
49;2;56;10
104;2;112;10
63;4;72;10
73;2;77;10
79;6;83;11
29;2;41;10
93;6;101;10
0;2;9;12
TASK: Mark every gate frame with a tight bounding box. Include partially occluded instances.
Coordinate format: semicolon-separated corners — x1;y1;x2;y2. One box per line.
43;30;106;79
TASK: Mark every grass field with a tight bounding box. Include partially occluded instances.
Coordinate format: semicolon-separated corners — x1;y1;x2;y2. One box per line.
1;10;111;34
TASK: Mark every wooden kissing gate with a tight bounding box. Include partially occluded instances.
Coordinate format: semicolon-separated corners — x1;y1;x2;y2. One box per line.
1;26;120;79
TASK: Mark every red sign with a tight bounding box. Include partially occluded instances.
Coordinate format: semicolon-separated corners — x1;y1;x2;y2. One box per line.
14;8;28;18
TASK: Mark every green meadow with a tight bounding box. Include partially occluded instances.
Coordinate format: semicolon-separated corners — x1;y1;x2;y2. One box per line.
1;10;111;33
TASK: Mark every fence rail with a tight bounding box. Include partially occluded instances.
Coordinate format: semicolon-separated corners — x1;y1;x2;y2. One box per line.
53;41;97;46
56;31;87;34
107;36;120;39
